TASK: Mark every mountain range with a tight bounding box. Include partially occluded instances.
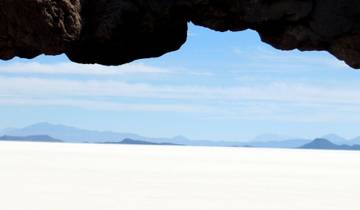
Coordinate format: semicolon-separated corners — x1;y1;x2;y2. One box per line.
1;122;360;148
0;122;243;146
0;135;62;143
104;138;181;146
300;139;360;151
248;133;360;147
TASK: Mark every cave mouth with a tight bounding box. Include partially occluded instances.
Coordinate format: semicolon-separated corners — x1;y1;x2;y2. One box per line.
1;20;360;149
0;0;360;69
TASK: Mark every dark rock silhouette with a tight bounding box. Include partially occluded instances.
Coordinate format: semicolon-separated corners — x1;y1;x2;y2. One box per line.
1;0;360;68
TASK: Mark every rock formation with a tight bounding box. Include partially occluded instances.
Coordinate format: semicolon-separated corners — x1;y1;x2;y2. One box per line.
1;0;360;68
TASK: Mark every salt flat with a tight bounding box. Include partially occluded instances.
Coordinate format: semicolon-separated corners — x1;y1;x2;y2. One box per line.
0;142;359;210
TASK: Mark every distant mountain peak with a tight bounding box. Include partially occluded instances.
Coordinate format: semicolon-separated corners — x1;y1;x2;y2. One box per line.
320;134;347;144
1;122;152;143
311;138;333;144
300;138;337;150
300;138;360;151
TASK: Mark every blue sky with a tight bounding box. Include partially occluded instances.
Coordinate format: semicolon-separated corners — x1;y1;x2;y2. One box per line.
1;23;360;141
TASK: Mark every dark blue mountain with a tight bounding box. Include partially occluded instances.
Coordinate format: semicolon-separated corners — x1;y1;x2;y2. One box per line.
300;138;360;151
105;138;181;146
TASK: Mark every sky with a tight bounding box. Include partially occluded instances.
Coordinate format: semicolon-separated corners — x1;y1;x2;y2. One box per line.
1;23;360;141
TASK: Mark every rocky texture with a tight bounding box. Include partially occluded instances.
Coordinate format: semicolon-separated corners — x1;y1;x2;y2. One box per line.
0;0;82;59
1;0;360;68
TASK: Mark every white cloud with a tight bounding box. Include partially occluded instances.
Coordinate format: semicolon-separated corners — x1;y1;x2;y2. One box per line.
208;101;360;123
1;74;360;122
0;61;215;78
1;76;360;104
232;46;352;71
1;58;360;122
0;62;172;75
0;97;216;113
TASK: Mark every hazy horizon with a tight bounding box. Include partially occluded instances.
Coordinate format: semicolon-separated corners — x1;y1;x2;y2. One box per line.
2;121;360;144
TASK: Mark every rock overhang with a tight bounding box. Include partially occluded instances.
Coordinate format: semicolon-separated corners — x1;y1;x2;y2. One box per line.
0;0;359;68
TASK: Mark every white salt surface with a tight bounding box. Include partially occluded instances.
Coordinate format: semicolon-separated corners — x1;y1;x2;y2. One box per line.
0;141;359;210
